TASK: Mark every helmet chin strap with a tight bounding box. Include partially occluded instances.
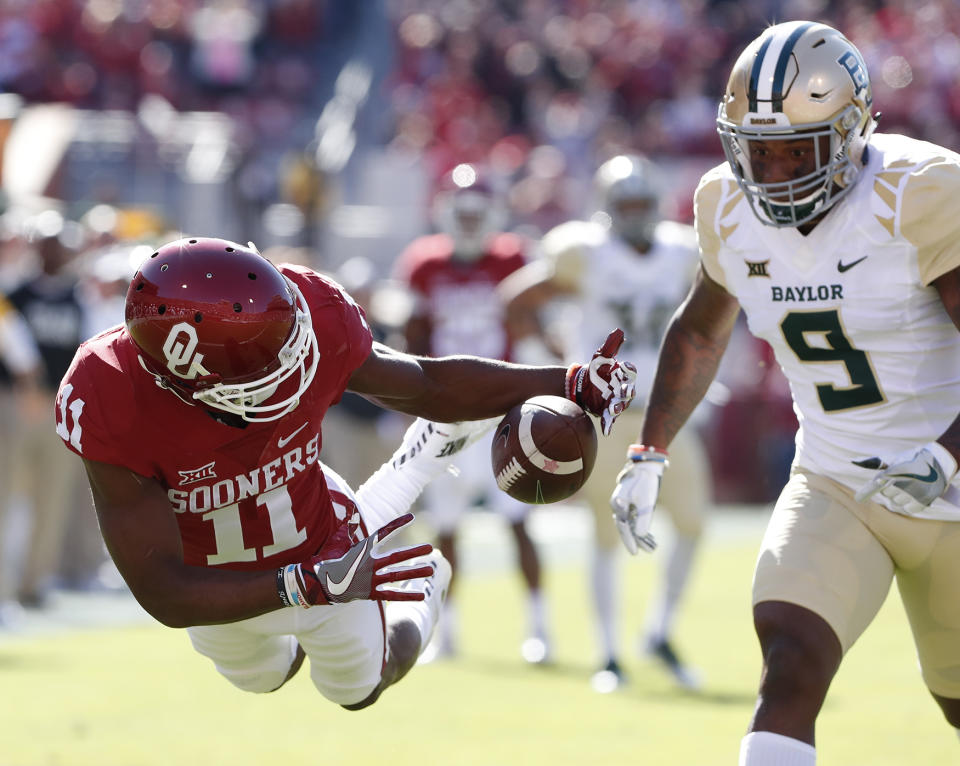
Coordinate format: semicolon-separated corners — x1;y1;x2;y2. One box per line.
204;408;250;429
136;354;200;408
761;194;825;226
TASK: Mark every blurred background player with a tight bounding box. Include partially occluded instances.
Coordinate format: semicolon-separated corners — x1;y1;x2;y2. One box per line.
0;287;41;624
502;154;710;690
394;163;552;664
6;211;90;608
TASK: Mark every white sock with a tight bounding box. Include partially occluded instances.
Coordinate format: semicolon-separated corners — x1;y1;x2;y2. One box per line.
591;547;618;661
739;732;815;766
439;600;458;652
527;589;548;639
645;532;698;641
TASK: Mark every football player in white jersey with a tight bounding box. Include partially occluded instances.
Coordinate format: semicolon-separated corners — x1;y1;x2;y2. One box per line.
501;154;711;690
610;20;960;764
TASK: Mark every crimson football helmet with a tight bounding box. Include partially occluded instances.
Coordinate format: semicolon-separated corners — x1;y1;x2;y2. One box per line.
594;154;661;249
716;21;877;227
432;163;506;260
125;237;319;422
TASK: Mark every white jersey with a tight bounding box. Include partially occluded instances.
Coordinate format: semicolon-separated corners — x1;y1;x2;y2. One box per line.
695;132;960;520
539;219;699;399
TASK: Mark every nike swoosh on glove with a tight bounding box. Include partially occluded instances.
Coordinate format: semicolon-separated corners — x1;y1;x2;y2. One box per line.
609;446;667;554
853;441;958;515
279;513;435;607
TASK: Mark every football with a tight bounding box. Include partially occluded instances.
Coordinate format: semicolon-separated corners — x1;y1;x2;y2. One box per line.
491;395;598;504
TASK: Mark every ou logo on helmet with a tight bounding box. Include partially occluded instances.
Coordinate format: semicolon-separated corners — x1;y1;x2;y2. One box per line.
162;322;211;380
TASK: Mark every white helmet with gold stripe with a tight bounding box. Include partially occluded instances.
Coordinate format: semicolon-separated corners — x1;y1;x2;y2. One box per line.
716;21;877;227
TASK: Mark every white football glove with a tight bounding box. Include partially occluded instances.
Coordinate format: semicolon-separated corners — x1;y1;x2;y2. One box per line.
853;441;958;515
609;445;668;554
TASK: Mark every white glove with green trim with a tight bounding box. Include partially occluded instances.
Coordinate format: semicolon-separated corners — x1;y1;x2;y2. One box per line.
609;445;667;554
853;441;957;515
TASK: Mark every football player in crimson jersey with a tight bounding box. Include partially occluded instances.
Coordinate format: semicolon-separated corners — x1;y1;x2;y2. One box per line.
610;21;960;763
55;236;636;710
394;163;552;665
501;154;709;691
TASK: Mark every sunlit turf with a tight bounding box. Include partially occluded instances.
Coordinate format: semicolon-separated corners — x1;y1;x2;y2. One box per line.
0;512;955;765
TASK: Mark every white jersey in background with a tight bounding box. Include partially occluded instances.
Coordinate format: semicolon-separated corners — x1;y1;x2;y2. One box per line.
696;132;960;521
532;208;710;692
539;218;699;400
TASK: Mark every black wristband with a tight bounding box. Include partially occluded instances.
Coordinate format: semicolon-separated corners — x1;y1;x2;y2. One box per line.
573;366;585;407
276;567;292;607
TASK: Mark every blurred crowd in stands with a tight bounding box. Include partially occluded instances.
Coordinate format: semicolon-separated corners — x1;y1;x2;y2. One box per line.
2;1;959;229
0;0;958;621
389;0;960;227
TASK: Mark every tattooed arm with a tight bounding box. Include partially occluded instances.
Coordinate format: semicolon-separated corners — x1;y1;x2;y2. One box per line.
639;266;741;450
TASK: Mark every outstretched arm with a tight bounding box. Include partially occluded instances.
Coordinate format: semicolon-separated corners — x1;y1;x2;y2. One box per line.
347;341;567;422
349;330;636;436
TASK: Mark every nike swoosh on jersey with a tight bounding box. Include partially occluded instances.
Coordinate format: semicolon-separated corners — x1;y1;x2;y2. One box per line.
890;465;939;483
837;255;868;272
325;539;368;597
277;422;308;448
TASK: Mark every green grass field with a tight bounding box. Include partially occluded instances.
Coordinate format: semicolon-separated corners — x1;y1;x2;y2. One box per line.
0;508;956;765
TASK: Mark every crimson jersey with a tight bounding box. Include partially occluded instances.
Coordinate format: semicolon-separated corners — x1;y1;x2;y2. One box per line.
395;232;525;361
55;265;373;571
